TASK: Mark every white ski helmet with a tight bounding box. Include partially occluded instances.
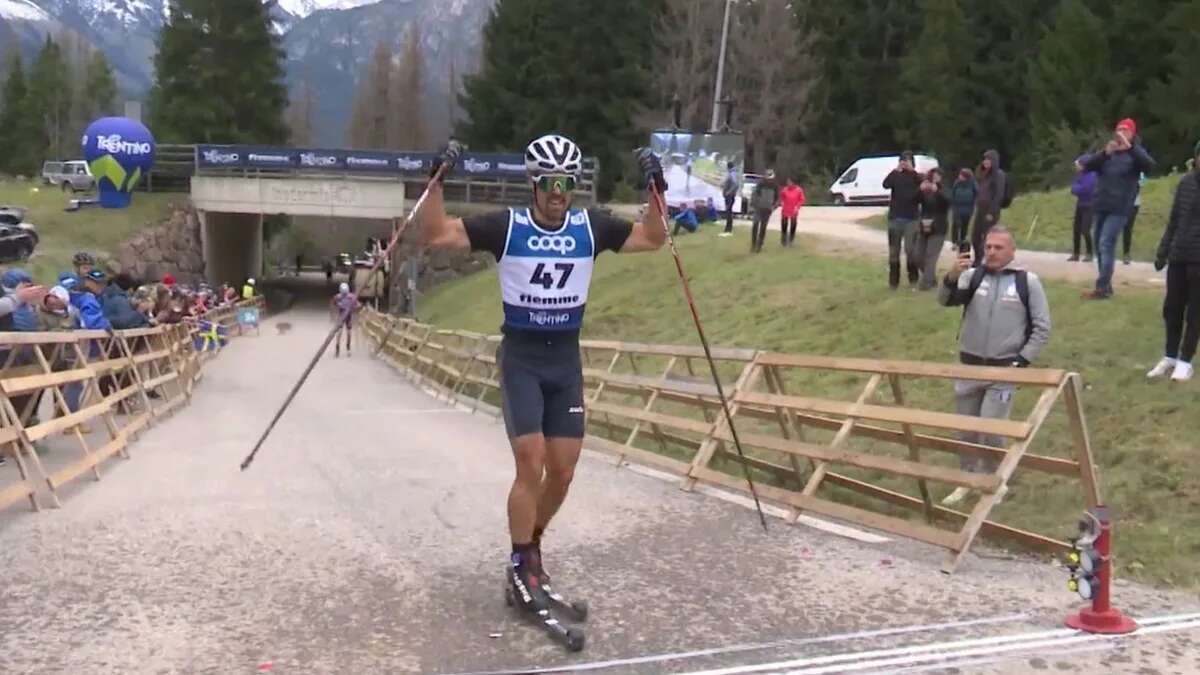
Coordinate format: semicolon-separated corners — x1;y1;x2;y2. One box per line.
339;282;349;294
525;134;582;177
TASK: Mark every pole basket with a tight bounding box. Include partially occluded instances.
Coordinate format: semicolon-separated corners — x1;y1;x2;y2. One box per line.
1065;506;1138;634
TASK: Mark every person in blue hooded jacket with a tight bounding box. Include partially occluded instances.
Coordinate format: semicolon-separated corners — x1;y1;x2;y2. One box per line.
60;272;109;420
62;272;110;331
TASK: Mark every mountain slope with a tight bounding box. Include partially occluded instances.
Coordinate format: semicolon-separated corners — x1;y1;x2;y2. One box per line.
283;0;493;146
0;0;493;146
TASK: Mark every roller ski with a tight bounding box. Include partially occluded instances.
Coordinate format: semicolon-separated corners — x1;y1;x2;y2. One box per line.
503;556;585;652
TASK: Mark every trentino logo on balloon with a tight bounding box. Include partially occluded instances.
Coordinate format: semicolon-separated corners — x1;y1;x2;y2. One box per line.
82;117;156;209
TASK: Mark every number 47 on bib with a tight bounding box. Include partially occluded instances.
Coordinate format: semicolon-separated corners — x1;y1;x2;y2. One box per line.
529;263;575;290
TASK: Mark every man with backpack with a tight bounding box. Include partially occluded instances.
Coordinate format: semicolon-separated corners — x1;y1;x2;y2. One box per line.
971;149;1013;264
937;227;1052;506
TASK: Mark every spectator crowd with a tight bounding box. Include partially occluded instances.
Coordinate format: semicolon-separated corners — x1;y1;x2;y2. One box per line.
0;253;257;464
0;252;250;335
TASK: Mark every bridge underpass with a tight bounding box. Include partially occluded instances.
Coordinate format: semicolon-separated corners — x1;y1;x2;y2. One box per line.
0;309;1197;674
191;174;406;287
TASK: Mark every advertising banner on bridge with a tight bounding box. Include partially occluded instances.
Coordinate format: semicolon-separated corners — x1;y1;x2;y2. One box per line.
648;130;746;213
197;145;530;179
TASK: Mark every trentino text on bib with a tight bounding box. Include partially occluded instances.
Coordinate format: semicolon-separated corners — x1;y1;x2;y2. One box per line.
499;207;595;331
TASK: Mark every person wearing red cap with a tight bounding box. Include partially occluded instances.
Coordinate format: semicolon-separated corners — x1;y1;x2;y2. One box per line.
1078;117;1155;299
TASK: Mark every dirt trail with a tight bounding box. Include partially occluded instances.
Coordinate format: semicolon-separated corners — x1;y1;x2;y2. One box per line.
607;203;1164;289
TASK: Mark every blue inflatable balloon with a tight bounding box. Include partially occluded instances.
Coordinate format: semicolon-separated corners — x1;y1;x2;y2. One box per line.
81;117;156;208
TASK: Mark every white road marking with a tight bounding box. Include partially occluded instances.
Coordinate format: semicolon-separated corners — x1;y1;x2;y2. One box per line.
441;614;1030;675
682;613;1200;675
875;642;1112;674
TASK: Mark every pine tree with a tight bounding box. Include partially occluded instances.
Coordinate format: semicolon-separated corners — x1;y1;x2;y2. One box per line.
26;37;73;162
0;53;33;175
892;0;973;169
459;0;662;197
1149;0;1200;169
796;0;922;172
962;0;1060;172
389;24;426;149
1026;0;1109;138
83;51;118;119
1108;0;1181;156
149;0;288;144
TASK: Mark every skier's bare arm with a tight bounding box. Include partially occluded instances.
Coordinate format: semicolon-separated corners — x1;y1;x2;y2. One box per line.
620;195;667;253
418;182;471;252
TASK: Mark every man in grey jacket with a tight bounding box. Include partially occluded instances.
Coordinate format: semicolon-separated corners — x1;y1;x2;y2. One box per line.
937;227;1052;505
721;162;739;236
749;170;780;253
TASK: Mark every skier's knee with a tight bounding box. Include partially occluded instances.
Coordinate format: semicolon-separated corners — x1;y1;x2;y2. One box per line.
512;438;547;482
545;464;575;491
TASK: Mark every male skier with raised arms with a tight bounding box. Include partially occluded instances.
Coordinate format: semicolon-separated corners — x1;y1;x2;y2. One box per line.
418;136;667;638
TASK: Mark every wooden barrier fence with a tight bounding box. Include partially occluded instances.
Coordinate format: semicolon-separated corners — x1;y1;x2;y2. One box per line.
0;298;265;513
361;309;1101;573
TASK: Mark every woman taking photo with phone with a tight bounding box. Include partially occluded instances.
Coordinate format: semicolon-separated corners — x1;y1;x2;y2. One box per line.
916;168;951;291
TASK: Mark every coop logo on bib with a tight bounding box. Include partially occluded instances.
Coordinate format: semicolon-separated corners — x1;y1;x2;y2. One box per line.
527;235;576;254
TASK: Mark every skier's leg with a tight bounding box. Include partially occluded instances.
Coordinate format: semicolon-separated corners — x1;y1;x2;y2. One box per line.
535;437;582;536
509;433;547;546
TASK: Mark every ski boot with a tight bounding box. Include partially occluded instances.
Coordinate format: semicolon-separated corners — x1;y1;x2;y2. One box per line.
503;552;584;652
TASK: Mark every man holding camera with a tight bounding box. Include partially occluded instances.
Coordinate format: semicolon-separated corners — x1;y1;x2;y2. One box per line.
1079;118;1156;299
883;151;923;289
937;228;1052;505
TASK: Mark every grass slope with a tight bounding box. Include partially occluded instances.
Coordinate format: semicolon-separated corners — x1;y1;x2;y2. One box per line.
0;181;178;282
421;227;1199;589
865;174;1185;262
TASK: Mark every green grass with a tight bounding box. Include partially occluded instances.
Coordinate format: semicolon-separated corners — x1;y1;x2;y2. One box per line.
420;227;1200;589
0;180;179;283
865;175;1181;261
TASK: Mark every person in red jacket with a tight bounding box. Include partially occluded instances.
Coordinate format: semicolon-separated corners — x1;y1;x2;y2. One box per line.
779;177;806;247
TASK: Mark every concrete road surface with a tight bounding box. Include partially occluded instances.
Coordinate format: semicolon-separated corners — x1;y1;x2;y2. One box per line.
1;311;1197;674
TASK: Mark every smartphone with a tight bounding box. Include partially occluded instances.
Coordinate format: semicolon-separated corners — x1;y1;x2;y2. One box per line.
958;241;971;255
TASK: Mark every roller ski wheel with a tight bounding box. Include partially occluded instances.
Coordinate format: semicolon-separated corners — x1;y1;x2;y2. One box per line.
545;587;588;622
564;627;586;652
539;558;588;622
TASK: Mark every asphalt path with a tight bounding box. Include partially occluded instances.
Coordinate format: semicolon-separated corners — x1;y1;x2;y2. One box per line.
0;310;1196;674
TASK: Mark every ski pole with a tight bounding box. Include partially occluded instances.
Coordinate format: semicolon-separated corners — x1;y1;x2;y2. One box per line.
644;173;769;532
240;162;451;471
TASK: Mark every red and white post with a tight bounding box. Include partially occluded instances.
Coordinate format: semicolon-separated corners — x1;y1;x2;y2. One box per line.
1065;506;1138;634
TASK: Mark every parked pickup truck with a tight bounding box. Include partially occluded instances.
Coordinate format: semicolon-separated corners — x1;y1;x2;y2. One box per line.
41;160;96;192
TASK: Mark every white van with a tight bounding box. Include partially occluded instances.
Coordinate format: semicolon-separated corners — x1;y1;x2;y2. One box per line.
829;154;939;206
